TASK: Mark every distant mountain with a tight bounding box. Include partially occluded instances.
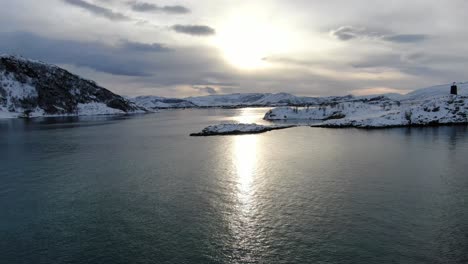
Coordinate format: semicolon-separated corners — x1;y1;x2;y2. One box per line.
0;55;145;118
131;96;197;109
133;93;370;109
132;92;404;109
131;93;313;109
185;92;316;107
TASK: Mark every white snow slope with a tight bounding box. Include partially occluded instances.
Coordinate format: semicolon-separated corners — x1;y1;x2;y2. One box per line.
265;84;468;128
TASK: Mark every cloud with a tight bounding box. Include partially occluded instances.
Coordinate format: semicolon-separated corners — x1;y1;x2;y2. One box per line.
350;87;412;96
120;40;171;52
63;0;131;21
198;86;218;95
4;0;468;98
0;32;173;76
171;25;215;36
0;31;233;94
192;85;218;95
350;52;446;78
330;26;428;43
129;1;190;14
262;57;319;67
382;34;428;43
330;26;385;41
160;6;190;14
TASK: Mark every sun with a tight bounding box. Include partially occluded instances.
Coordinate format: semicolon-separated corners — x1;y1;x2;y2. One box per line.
214;14;293;70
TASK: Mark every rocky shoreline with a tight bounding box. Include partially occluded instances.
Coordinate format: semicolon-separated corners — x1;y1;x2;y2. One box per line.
190;123;296;136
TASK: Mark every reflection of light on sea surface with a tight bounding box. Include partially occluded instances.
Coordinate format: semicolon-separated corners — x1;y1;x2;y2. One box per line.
234;135;257;201
230;135;262;259
233;108;261;124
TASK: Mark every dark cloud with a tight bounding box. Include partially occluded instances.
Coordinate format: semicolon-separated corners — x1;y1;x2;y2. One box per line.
382;34;428;43
331;27;358;41
171;25;215;36
63;0;131;21
120;40;171;52
331;26;428;44
330;26;385;41
0;31;232;92
161;5;190;14
129;1;190;14
0;32;173;76
0;32;436;97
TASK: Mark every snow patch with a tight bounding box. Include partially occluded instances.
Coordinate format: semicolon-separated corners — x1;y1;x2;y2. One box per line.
77;103;125;116
0;71;38;100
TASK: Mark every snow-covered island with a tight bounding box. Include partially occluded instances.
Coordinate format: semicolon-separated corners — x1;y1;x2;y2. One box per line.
190;123;295;136
265;84;468;128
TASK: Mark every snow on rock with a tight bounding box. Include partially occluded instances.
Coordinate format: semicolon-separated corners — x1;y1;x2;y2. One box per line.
190;123;296;136
77;103;126;116
1;72;37;99
131;96;195;109
265;96;395;121
0;55;146;118
265;95;468;128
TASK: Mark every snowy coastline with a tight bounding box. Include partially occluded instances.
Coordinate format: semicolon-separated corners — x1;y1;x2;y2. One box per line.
190;123;296;136
264;84;468;129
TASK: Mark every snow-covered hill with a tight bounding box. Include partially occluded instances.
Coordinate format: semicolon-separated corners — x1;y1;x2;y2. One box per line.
131;92;382;109
132;93;318;109
0;55;145;118
131;96;196;109
185;92;320;107
132;83;468;110
402;82;468;101
264;84;468;128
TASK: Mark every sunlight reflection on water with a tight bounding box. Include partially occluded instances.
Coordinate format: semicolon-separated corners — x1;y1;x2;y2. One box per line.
234;135;257;205
230;134;261;260
231;108;270;124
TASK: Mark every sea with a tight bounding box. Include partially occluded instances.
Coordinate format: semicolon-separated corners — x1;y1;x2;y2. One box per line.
1;108;468;263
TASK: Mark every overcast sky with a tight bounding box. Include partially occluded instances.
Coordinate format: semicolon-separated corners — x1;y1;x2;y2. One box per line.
1;0;468;97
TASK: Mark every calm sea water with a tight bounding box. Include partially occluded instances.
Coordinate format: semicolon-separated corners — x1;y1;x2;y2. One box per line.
1;108;468;264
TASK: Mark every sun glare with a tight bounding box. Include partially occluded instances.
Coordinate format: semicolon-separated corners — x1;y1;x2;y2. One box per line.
215;14;293;70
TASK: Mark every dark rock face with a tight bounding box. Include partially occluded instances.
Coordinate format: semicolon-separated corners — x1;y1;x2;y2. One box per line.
0;55;145;115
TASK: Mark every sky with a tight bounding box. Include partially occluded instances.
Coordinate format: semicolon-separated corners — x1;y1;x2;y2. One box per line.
1;0;468;97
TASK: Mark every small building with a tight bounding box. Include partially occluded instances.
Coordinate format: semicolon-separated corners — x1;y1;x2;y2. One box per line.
451;82;458;95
